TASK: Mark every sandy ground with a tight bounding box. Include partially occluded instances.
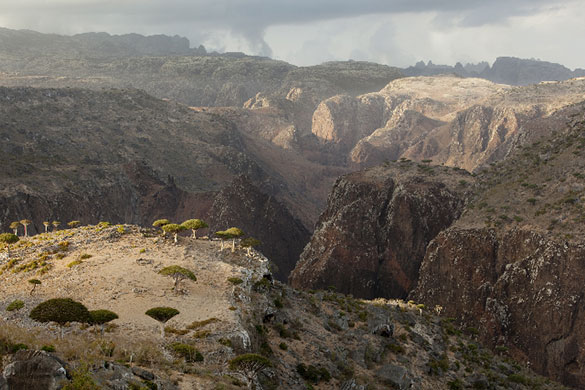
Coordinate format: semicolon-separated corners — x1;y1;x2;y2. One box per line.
0;225;268;338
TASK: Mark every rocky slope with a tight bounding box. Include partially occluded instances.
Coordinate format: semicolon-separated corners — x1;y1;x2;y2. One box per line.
289;163;472;299
0;28;403;108
411;105;585;388
0;87;314;280
310;76;585;171
0;224;567;390
293;103;585;387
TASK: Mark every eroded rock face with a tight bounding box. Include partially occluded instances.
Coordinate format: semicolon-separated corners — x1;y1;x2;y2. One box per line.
411;228;585;388
207;176;310;281
289;166;467;299
2;350;67;390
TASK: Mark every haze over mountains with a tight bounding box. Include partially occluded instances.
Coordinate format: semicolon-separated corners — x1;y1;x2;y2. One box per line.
2;27;585;388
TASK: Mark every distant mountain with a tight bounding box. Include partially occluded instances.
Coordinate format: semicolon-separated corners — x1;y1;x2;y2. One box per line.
403;56;585;85
0;27;204;58
0;27;403;107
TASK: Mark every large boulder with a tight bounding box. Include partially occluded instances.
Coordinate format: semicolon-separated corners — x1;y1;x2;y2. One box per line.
2;350;67;390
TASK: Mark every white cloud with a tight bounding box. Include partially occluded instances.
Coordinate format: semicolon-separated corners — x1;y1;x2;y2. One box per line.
0;0;583;68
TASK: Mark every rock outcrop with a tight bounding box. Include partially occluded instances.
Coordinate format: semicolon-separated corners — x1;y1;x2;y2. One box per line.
289;164;470;299
1;350;67;390
411;228;585;388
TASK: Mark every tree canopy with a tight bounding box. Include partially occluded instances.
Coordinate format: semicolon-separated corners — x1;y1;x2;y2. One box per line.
152;219;170;228
229;353;272;388
146;307;180;337
145;307;180;324
162;223;186;243
89;309;119;325
180;219;208;239
30;298;91;325
159;265;197;292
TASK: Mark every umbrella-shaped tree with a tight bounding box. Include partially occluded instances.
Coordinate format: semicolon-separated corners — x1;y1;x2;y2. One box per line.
30;298;91;338
159;265;196;293
240;237;261;256
89;309;119;336
224;227;244;252
180;219;208;239
52;221;61;231
229;353;272;390
9;221;20;235
20;219;32;237
43;221;50;233
162;223;186;244
145;307;180;338
152;219;170;235
28;279;41;295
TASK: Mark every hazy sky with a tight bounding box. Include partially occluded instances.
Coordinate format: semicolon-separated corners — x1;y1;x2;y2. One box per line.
1;0;584;68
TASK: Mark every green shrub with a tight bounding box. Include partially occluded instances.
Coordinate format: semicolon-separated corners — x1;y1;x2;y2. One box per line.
6;299;25;312
41;345;56;352
187;317;219;330
61;363;100;390
79;254;92;259
67;260;82;268
279;342;288;351
10;343;28;353
508;374;529;385
169;342;204;362
227;277;243;285
0;233;19;244
296;363;331;383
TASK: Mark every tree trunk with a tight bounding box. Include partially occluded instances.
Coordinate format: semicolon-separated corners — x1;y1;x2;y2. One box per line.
220;241;224;251
174;276;180;292
44;225;48;233
12;229;17;235
23;225;28;237
173;233;178;243
160;323;165;338
192;229;197;239
231;239;236;252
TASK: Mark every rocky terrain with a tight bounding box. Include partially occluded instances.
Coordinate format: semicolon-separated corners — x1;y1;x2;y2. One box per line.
404;56;585;85
289;163;472;299
0;87;314;280
292;102;585;387
0;224;568;389
311;76;585;171
411;103;585;387
0;28;403;108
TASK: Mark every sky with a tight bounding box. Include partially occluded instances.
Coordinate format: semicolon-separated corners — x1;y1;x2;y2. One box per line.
0;0;584;69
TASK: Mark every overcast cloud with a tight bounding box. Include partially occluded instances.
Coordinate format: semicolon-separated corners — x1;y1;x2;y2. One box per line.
0;0;583;68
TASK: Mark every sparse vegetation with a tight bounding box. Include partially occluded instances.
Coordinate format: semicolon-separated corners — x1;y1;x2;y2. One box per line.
6;300;25;312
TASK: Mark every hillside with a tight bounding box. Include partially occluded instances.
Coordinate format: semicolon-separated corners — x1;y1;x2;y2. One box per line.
291;102;585;387
0;224;568;389
0;86;315;280
0;28;403;108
